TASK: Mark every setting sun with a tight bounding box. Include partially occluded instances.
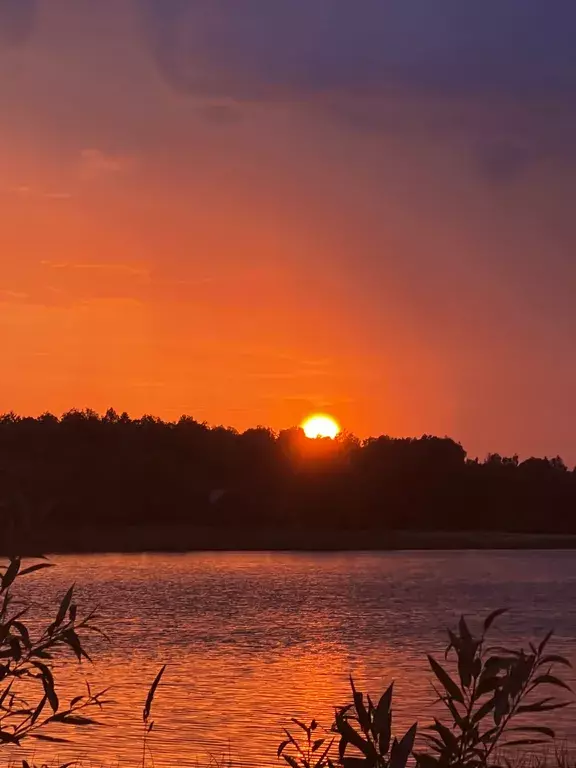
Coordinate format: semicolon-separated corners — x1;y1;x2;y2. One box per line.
301;414;341;439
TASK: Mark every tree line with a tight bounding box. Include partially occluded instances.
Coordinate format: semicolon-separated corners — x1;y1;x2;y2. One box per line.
0;409;574;534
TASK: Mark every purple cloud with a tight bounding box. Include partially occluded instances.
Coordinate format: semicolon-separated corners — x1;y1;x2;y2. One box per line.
139;0;576;182
0;0;36;48
142;1;576;99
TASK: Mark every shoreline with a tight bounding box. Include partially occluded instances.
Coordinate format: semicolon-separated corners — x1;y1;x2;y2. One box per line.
4;525;576;555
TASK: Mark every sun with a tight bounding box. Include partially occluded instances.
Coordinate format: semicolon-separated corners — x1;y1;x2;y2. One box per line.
301;413;340;439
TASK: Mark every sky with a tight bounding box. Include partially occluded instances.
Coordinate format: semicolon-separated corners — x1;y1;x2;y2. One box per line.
1;0;575;460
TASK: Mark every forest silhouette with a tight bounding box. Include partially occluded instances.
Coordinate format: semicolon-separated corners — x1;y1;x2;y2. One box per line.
0;409;574;550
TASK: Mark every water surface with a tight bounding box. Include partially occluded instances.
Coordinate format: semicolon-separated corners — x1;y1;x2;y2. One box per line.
13;551;576;767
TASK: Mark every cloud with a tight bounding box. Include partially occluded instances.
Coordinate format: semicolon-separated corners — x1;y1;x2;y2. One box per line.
0;0;36;48
128;380;166;389
201;102;244;125
474;137;549;183
44;191;73;200
0;289;29;301
11;185;32;196
79;148;137;179
138;0;576;181
141;1;576;101
40;260;148;278
4;184;72;200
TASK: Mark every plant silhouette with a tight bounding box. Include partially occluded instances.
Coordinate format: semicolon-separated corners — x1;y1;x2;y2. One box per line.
419;610;571;767
278;612;572;768
0;555;108;753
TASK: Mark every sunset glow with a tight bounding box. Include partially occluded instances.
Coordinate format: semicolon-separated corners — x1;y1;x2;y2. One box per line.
0;2;575;460
2;4;576;767
302;414;341;440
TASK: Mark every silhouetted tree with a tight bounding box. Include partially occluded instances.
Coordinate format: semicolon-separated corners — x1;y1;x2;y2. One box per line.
0;409;574;545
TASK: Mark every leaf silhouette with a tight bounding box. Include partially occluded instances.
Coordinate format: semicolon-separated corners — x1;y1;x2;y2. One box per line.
530;674;571;692
143;664;166;723
428;656;464;704
483;608;508;633
390;724;417;768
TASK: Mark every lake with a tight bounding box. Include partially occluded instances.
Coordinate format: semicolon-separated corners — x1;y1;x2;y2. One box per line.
12;551;576;767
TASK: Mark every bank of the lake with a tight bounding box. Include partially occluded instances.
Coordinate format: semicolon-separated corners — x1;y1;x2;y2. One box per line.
6;524;576;554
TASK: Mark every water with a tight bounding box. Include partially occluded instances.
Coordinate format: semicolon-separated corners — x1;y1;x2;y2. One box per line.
10;551;576;767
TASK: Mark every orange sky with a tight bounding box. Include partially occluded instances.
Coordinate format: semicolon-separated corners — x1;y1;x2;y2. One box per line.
1;1;576;460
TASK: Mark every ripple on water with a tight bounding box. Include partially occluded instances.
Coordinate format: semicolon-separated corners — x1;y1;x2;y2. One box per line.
8;551;576;768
